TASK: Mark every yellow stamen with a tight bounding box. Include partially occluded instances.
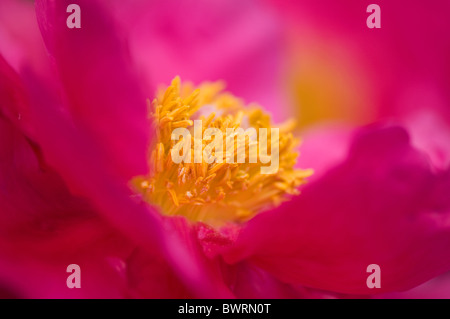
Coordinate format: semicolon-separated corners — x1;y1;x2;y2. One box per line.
132;76;313;226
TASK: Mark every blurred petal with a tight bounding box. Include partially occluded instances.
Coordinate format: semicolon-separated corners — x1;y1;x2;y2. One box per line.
1;58;135;297
0;219;134;298
1;47;229;298
402;110;450;171
36;0;150;180
0;0;49;78
378;272;450;299
223;125;450;294
273;0;450;126
297;124;354;181
111;0;287;122
196;223;346;298
162;217;234;298
223;261;342;299
21;77;227;298
126;247;192;298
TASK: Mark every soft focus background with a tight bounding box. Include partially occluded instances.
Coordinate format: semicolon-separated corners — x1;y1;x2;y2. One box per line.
1;0;450;298
115;0;450;128
2;0;449;127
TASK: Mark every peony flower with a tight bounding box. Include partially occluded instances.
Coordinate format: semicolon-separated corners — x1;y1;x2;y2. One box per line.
0;0;449;299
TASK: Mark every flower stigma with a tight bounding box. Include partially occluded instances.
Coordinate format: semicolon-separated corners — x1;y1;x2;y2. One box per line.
132;77;313;226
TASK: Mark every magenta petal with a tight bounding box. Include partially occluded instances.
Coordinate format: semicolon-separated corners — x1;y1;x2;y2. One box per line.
0;255;129;298
0;219;134;298
35;0;149;179
223;261;340;299
162;217;234;298
297;124;354;182
0;111;89;233
2;52;231;299
0;0;49;77
223;125;450;294
401;110;450;171
377;272;450;299
0;65;134;298
115;0;287;122
126;247;192;298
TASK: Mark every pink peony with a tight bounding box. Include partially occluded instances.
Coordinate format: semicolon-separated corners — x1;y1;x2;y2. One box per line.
0;0;449;299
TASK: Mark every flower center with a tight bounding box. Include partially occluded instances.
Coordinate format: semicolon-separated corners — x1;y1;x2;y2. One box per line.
132;77;312;226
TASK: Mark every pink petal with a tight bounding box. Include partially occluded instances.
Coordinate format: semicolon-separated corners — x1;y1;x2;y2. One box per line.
377;272;450;299
401;110;450;171
35;0;150;180
196;223;350;298
21;84;226;298
297;124;354;181
271;0;450;124
222;261;341;299
111;0;288;122
0;0;49;78
223;124;450;294
0;219;135;298
162;217;234;298
0;85;135;297
1;51;228;298
126;247;192;298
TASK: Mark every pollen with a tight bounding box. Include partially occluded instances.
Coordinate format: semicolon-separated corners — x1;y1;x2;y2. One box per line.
132;76;313;226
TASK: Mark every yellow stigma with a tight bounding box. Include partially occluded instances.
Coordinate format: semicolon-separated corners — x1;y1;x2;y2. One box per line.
132;77;313;226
